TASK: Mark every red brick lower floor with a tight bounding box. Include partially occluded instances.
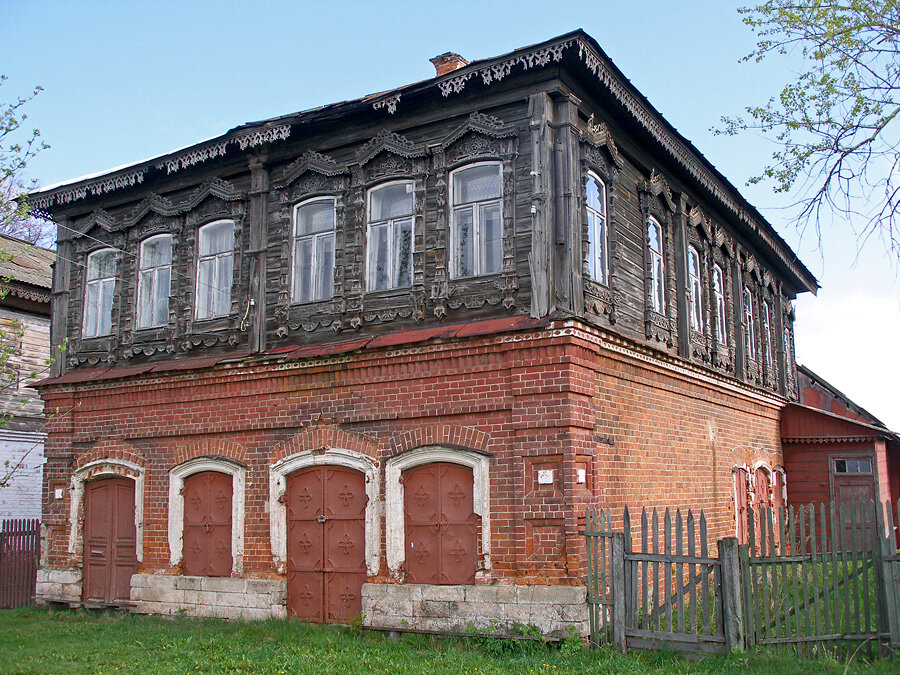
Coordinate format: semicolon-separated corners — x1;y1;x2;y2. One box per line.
36;320;787;633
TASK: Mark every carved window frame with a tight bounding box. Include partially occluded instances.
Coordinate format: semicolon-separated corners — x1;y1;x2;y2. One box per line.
122;208;181;359
271;152;350;337
448;161;504;280
194;219;235;321
168;457;246;575
743;284;758;372
712;264;727;344
179;194;247;352
638;171;677;347
687;245;704;333
579;117;622;325
69;213;127;367
709;230;736;374
584;172;609;286
431;112;519;319
347;130;428;328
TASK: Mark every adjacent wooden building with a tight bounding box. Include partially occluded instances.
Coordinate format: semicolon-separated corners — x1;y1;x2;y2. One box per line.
29;31;818;634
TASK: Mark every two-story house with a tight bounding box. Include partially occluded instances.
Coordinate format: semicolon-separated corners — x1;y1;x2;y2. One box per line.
29;31;816;634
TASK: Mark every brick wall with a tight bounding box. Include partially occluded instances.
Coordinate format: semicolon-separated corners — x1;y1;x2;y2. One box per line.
38;319;784;597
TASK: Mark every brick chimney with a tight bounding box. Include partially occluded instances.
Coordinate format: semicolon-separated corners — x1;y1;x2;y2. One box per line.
430;52;469;77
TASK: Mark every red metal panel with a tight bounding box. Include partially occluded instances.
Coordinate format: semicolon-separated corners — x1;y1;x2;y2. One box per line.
403;462;476;585
734;469;749;545
83;477;137;604
182;471;232;577
404;463;441;584
287;466;366;623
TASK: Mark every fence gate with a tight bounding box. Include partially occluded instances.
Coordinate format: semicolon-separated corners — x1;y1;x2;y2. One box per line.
583;507;740;656
0;518;40;608
741;502;896;658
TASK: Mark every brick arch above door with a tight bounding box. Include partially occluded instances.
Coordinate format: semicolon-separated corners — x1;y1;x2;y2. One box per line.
387;424;491;458
268;447;380;576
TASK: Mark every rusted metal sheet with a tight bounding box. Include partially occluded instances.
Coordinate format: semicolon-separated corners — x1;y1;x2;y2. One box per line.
404;462;476;585
287;466;366;623
183;471;233;577
83;477;137;604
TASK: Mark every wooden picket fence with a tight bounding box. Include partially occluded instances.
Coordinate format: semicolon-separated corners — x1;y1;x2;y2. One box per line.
0;518;40;609
584;501;900;658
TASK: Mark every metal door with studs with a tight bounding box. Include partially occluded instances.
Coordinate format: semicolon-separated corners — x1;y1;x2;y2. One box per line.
182;471;233;576
83;477;138;604
286;466;367;623
403;462;477;584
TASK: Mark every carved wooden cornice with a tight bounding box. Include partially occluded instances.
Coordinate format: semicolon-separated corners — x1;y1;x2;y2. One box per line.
275;151;349;189
439;112;517;150
640;169;676;213
356;130;426;166
580;115;624;169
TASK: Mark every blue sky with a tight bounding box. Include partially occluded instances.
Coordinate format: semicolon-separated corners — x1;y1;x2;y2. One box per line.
3;0;897;427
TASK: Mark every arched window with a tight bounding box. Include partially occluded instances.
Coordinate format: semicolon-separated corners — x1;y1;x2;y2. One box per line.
83;248;118;338
712;264;727;343
292;197;336;303
450;163;502;279
367;181;414;291
585;173;608;284
196;220;234;319
687;245;703;331
136;235;172;329
743;286;756;362
647;217;665;313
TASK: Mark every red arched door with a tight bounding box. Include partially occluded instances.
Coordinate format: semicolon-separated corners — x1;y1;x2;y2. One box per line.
182;471;233;576
403;462;477;585
286;466;367;623
83;477;138;604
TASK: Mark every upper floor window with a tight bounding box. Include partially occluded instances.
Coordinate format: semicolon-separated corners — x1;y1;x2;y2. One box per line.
450;163;502;278
744;287;756;362
712;264;727;343
136;235;172;330
585;173;608;284
367;181;413;291
647;217;665;313
687;245;703;331
83;248;118;338
762;300;773;368
292;198;335;303
196;220;234;320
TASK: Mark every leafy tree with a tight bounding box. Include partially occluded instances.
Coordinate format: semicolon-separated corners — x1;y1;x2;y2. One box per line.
0;74;53;247
719;1;900;257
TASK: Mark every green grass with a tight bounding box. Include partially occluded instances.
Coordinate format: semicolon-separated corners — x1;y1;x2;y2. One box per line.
0;606;895;674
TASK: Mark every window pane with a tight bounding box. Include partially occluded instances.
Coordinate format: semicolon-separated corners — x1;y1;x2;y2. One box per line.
154;267;171;326
97;279;114;336
137;271;153;329
394;218;413;288
88;250;117;281
586;176;605;214
215;254;233;316
84;283;98;336
196;259;214;319
142;236;172;268
453;164;501;204
688;248;699;277
454;207;474;278
371;183;413;221
293;238;314;303
369;224;388;291
297;200;335;236
652;258;664;312
199;221;234;256
481;203;502;275
317;234;335;301
835;459;847;473
858;459;872;473
648;220;661;253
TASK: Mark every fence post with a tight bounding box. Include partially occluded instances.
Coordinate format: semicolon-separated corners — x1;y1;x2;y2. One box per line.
878;502;900;649
611;532;626;654
718;537;744;651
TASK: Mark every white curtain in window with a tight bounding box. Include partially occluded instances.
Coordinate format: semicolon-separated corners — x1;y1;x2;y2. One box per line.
137;235;172;329
196;221;234;320
83;249;118;338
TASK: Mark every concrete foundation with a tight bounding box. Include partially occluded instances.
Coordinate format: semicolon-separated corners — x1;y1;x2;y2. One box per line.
35;567;82;606
361;583;588;636
130;573;287;620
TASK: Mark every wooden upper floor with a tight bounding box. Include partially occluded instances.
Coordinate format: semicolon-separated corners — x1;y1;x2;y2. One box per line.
30;31;816;398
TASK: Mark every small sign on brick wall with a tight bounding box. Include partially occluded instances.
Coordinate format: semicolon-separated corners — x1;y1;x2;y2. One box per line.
537;469;555;485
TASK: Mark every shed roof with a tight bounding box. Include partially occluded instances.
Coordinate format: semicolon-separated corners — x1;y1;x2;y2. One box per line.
0;233;55;290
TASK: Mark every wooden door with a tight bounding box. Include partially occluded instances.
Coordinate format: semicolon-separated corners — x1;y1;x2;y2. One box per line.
286;466;366;623
403;462;476;585
182;471;233;576
83;477;138;604
833;459;876;550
